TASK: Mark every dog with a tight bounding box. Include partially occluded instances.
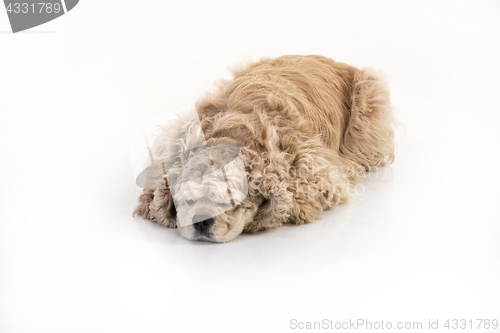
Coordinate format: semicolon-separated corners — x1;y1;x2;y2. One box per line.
133;55;395;242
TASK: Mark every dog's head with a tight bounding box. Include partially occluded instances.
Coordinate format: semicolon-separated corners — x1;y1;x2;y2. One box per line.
137;112;292;242
167;141;264;242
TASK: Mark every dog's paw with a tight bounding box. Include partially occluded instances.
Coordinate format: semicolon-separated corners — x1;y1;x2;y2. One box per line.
243;222;266;233
244;215;283;233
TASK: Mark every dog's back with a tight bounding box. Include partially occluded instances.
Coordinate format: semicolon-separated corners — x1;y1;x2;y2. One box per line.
198;55;394;169
223;55;355;150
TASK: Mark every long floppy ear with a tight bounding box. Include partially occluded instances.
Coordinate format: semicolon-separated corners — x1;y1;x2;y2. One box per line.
133;186;177;228
241;146;294;233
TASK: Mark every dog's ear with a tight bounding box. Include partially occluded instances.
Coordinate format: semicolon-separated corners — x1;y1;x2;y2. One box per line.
242;147;294;233
133;188;155;219
133;185;177;228
149;187;177;228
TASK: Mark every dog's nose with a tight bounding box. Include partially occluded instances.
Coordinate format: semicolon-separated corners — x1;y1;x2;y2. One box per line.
192;216;215;234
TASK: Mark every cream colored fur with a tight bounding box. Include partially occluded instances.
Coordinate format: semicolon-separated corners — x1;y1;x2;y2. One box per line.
133;55;395;242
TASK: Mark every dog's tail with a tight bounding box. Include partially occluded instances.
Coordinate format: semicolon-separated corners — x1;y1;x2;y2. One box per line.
342;67;395;170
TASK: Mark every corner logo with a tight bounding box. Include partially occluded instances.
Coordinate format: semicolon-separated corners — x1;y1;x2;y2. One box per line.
3;0;79;33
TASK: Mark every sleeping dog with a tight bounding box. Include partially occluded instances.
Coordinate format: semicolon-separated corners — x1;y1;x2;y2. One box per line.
133;55;395;242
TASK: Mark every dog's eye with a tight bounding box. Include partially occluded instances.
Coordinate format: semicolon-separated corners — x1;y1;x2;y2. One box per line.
186;200;196;206
218;202;233;209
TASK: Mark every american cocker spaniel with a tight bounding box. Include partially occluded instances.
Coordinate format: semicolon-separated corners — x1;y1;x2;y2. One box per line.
133;55;394;242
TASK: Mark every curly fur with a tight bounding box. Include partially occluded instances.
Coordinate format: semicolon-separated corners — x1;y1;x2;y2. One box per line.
133;55;395;242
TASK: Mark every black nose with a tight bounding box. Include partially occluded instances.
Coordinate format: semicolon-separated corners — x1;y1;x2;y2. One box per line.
192;216;215;234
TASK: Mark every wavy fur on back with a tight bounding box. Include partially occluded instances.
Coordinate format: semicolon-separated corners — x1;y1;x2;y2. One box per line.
133;55;395;242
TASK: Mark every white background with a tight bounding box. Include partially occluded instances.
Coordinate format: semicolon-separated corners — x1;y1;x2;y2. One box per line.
1;1;499;332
